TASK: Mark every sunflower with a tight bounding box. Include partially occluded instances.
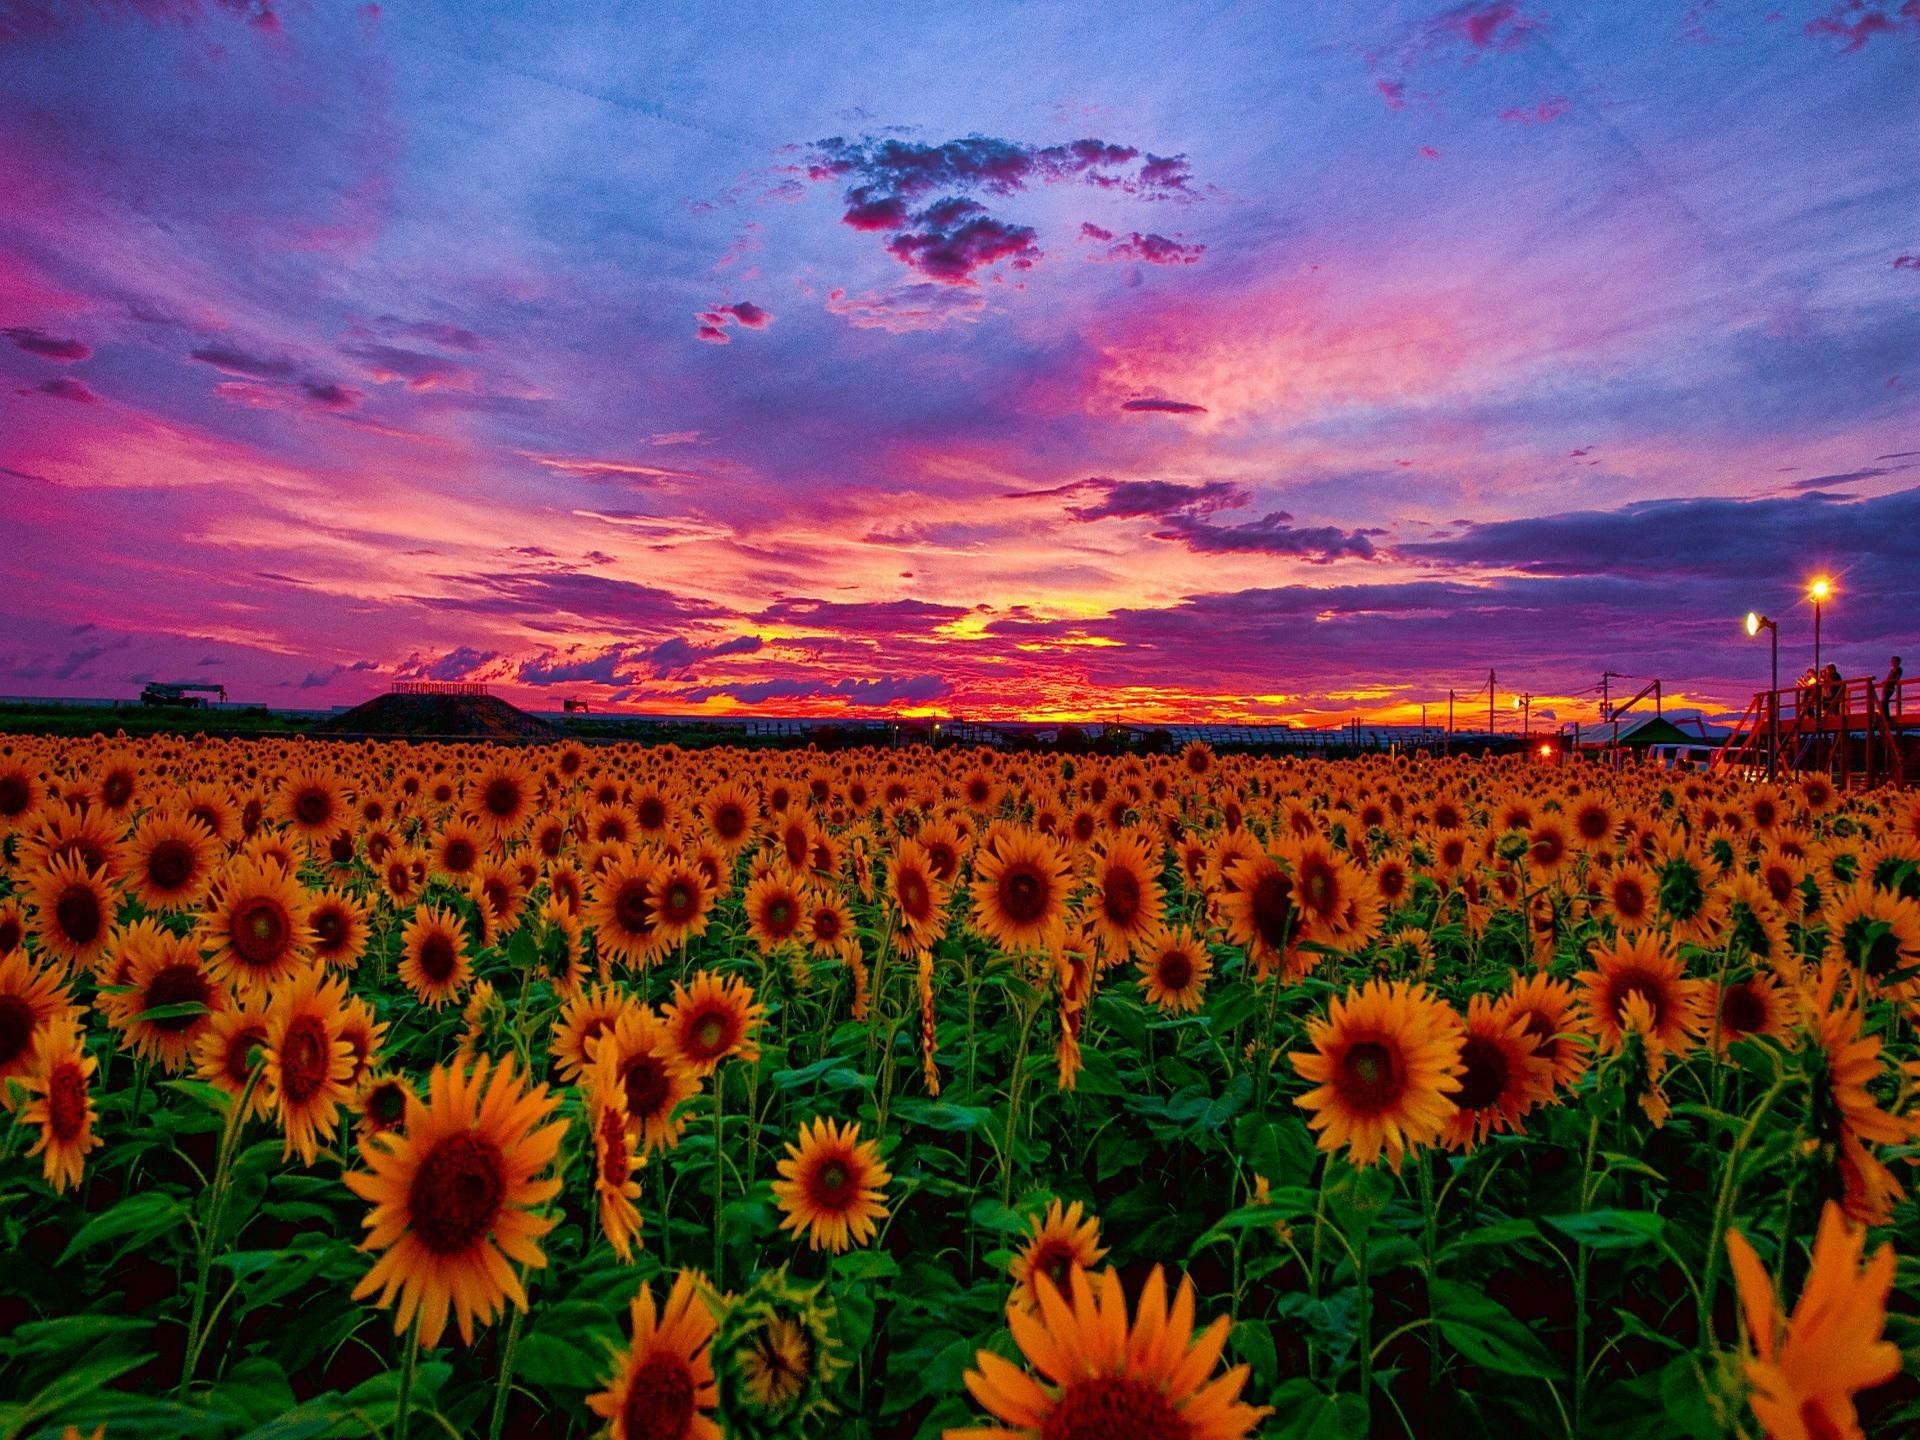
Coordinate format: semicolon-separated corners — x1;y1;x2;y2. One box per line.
465;758;534;840
1726;1201;1898;1440
715;1266;849;1433
99;921;227;1072
1709;972;1789;1051
1136;926;1211;1015
264;966;356;1164
309;886;371;972
587;1051;645;1262
1086;831;1165;961
1290;978;1464;1172
276;765;350;847
664;971;764;1076
1653;840;1728;945
1804;962;1907;1224
589;850;666;971
92;746;142;818
398;905;472;1009
118;809;218;912
649;857;715;951
1577;932;1704;1056
1568;792;1618;851
917;816;968;884
357;1072;411;1139
431;817;486;884
1009;1200;1107;1314
377;846;429;909
587;1271;722;1440
1220;851;1299;979
949;1266;1268;1440
0;900;24;958
773;1116;891;1252
1440;994;1552;1152
1718;873;1792;970
194;998;275;1119
971;828;1073;955
1822;882;1920;992
552;984;635;1084
595;1005;700;1154
744;868;807;954
199;856;315;995
21;801;121;882
1599;860;1658;932
1498;971;1588;1093
347;1055;566;1348
803;890;856;960
0;757;43;834
0;950;75;1098
470;859;528;943
20;1016;100;1193
704;781;758;856
24;853;116;972
888;838;950;955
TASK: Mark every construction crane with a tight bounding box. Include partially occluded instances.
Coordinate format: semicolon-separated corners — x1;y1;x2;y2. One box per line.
141;682;228;708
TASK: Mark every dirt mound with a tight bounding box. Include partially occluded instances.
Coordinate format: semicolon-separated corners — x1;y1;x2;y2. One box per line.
321;692;553;739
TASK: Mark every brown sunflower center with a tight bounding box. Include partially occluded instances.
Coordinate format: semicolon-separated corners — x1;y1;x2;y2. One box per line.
615;880;653;935
55;883;103;948
623;1053;672;1119
811;909;843;943
1033;1240;1078;1293
1612;879;1648;919
691;1011;730;1058
1250;872;1295;951
999;865;1049;924
1156;949;1194;991
102;771;134;809
1335;1040;1403;1112
897;871;931;920
48;1061;88;1141
622;1351;698;1440
443;838;476;873
232;897;291;967
0;772;30;817
1455;1034;1509;1111
761;896;796;937
148;838;196;892
313;905;347;950
144;963;212;1032
294;788;331;827
225;1023;268;1086
1612;974;1666;1028
810;1156;856;1210
483;777;521;818
1720;982;1767;1035
714;802;747;840
278;1014;333;1103
1518;1008;1561;1062
408;1132;507;1255
418;932;458;983
1102;867;1141;926
598;1106;631;1184
1041;1375;1190;1440
368;1081;407;1128
662;881;697;922
0;994;35;1067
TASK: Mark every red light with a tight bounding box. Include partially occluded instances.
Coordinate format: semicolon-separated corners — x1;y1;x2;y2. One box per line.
1537;743;1553;758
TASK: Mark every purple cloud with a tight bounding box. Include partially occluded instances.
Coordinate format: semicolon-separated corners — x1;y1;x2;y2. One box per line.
1153;510;1380;562
1020;476;1250;522
638;633;764;678
341;342;471;390
191;343;296;379
394;645;499;682
1806;1;1920;49
4;326;91;361
1081;224;1205;265
1121;397;1208;414
682;673;949;707
25;377;99;403
1499;96;1571;123
300;380;361;410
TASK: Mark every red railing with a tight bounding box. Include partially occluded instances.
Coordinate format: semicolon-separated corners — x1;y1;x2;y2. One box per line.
1716;675;1915;786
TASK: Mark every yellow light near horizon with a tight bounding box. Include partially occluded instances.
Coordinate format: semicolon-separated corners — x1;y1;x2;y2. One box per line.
1809;578;1832;601
1745;611;1761;637
1538;743;1553;757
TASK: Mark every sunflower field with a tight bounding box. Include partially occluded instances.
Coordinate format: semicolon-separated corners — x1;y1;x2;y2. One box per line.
0;734;1915;1440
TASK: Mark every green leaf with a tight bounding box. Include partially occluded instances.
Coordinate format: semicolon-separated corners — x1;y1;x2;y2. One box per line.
893;1097;993;1132
1544;1209;1666;1250
58;1191;188;1266
833;1249;901;1282
1431;1279;1561;1379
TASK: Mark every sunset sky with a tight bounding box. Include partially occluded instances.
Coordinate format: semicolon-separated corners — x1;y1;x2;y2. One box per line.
2;1;1916;724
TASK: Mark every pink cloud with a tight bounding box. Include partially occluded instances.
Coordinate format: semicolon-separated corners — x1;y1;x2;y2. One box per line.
1499;96;1572;123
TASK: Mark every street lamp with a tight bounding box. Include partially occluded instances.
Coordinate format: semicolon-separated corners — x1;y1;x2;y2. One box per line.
1746;611;1779;777
1808;577;1831;674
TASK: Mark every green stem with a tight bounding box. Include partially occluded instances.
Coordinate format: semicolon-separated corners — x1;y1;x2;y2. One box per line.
393;1312;422;1440
487;1298;525;1440
711;1071;727;1288
178;1057;264;1397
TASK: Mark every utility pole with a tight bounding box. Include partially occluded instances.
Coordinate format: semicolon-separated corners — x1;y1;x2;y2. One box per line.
1447;689;1455;755
1488;670;1496;736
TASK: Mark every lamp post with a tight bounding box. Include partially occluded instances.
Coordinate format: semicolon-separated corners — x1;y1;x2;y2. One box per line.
1809;578;1831;674
1746;611;1778;778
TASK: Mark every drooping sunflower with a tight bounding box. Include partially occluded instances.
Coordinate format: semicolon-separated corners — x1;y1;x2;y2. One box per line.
714;1267;849;1435
356;1072;411;1140
1823;881;1920;993
1439;993;1553;1152
587;1271;722;1440
347;1055;566;1348
1008;1199;1107;1314
595;1005;700;1154
949;1266;1269;1440
198;856;315;995
1804;962;1908;1225
1136;926;1212;1014
663;971;765;1076
971;828;1074;956
24;852;116;972
1086;831;1165;961
744;868;807;954
309;886;372;972
20;1016;100;1194
772;1116;892;1252
397;904;472;1010
1718;873;1792;970
589;850;666;971
118;809;218;913
1221;851;1300;979
99;921;227;1072
1290;978;1464;1172
1577;931;1704;1056
0;949;76;1097
587;1051;645;1261
264;965;356;1164
1652;839;1728;945
1726;1201;1898;1440
888;838;951;955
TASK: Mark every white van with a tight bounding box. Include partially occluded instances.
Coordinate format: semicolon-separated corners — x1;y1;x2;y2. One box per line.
1645;743;1720;772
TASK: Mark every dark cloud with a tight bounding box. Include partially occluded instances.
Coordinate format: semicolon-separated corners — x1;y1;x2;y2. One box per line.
637;633;764;678
191;343;296;379
377;316;484;351
1080;224;1205;265
1439;2;1540;49
4;326;91;361
1121;397;1208;414
297;658;379;689
809;132;1196;286
26;377;98;403
682;673;949;707
415;571;723;633
723;301;771;328
1786;463;1914;491
1153;510;1380;562
758;596;968;637
341;343;471;389
394;646;498;682
1806;1;1920;49
1028;476;1250;522
694;300;774;342
300;380;361;410
517;645;630;685
1895;256;1919;270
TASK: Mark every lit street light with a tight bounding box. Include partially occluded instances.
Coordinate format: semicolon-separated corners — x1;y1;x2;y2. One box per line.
1808;577;1832;675
1746;610;1779;778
